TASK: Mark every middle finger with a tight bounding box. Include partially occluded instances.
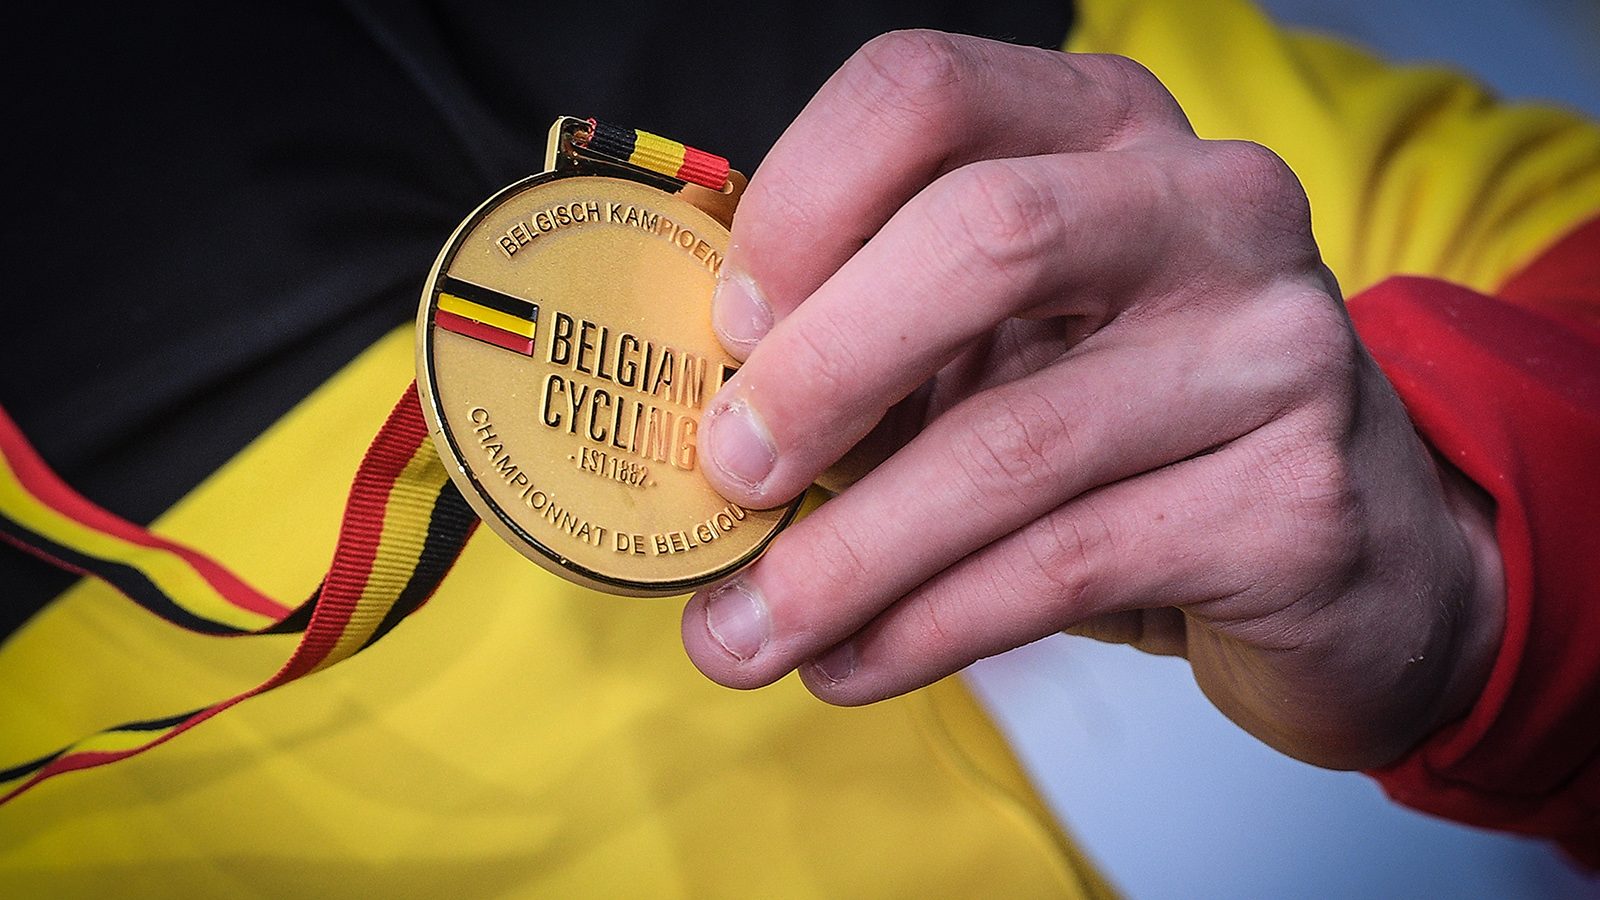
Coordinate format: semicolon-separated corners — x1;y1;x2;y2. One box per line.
702;148;1192;509
682;299;1306;688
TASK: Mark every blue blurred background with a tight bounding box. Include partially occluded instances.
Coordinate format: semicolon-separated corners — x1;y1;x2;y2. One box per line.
968;1;1600;896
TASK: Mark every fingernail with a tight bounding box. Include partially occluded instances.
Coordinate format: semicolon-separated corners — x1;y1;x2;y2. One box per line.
712;271;773;348
704;580;769;661
705;400;776;490
813;642;856;684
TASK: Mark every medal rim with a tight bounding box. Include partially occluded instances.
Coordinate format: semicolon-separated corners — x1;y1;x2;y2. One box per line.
416;168;801;598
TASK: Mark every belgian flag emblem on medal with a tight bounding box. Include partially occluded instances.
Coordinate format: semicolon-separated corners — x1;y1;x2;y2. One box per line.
433;275;540;355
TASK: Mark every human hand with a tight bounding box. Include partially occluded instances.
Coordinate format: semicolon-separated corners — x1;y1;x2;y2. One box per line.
679;31;1505;770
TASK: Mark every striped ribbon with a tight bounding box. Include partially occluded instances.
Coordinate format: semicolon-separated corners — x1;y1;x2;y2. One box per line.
0;382;478;803
579;118;731;190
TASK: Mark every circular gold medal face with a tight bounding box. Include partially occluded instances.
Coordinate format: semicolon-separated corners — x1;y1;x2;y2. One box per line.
417;172;799;597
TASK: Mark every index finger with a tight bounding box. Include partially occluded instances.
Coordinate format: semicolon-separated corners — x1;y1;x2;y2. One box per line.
711;31;1188;354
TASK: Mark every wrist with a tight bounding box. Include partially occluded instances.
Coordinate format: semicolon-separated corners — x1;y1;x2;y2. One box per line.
1429;454;1507;741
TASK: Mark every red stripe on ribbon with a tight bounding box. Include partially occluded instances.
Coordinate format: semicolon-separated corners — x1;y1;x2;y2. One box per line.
271;383;431;680
0;405;290;620
676;145;730;191
0;705;226;805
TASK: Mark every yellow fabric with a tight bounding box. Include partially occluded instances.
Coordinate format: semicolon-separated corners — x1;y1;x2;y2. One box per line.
1070;0;1600;295
0;328;1109;899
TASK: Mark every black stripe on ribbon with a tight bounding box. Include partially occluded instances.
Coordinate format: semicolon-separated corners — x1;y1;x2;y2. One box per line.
584;120;638;165
115;708;205;732
360;482;478;651
0;747;64;784
264;592;318;635
0;708;206;786
0;520;249;636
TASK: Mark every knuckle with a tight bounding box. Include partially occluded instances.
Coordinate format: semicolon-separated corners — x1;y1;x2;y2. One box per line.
739;161;826;253
1254;431;1364;574
1252;291;1361;402
932;161;1063;275
846;30;970;123
1203;139;1312;232
1074;53;1188;140
1281;442;1355;520
761;520;874;646
1018;508;1100;607
1096;54;1167;106
949;388;1067;504
782;313;863;404
794;512;876;602
907;594;963;655
1290;299;1360;384
1209;140;1299;198
904;563;1015;663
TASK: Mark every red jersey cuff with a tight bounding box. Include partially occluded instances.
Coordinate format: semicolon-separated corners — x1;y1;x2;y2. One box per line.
1349;220;1600;867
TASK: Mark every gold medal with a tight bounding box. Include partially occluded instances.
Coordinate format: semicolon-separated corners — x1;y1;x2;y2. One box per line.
416;117;800;596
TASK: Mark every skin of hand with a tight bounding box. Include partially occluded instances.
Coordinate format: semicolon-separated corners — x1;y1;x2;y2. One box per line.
678;30;1506;770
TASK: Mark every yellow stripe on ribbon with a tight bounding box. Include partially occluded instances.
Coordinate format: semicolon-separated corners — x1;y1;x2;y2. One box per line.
61;725;185;757
0;453;272;632
313;445;449;672
628;130;690;181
